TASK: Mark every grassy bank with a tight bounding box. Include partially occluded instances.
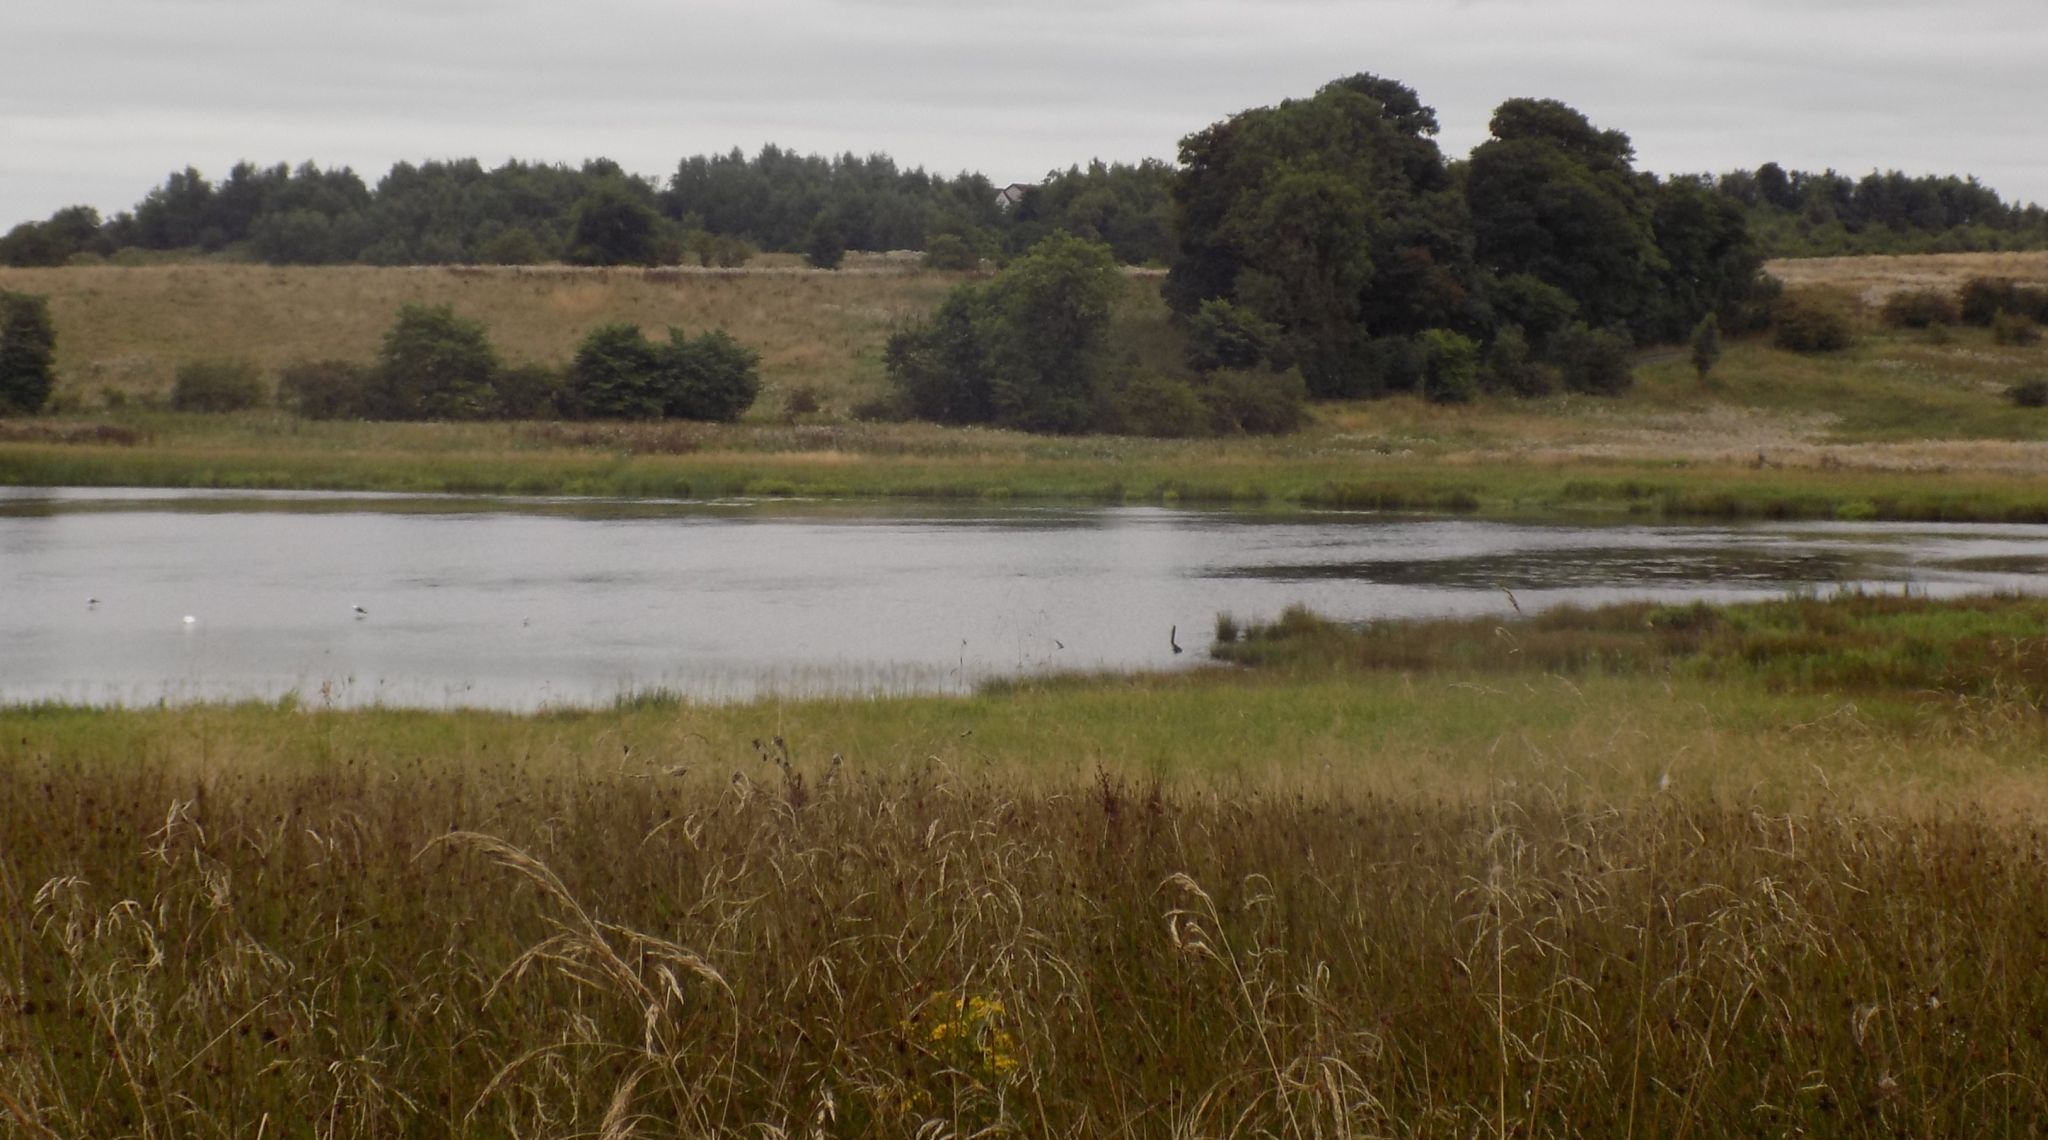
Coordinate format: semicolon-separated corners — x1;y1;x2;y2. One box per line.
5;256;2048;519
7;594;2048;1135
8;413;2048;519
0;258;954;412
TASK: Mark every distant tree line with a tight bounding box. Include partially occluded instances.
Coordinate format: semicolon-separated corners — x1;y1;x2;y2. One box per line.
0;150;1182;270
9;139;2047;273
1708;163;2048;257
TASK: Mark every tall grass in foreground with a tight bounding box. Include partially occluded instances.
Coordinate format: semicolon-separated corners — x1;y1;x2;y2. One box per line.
6;753;2048;1136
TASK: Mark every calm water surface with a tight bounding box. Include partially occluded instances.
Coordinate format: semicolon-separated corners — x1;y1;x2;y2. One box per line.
6;487;2048;708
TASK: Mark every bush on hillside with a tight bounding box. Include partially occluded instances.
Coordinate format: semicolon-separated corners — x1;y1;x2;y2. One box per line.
564;323;760;421
663;329;761;422
2009;378;2048;407
885;234;1124;434
478;227;548;266
495;362;567;419
277;359;373;419
170;358;267;412
1552;324;1635;394
804;220;845;270
1772;289;1857;353
0;290;57;415
1992;311;2042;346
1878;288;1960;329
1201;367;1310;435
566;323;665;420
1418;329;1480;404
1098;371;1213;438
373;304;502;420
922;234;978;271
1480;324;1555;397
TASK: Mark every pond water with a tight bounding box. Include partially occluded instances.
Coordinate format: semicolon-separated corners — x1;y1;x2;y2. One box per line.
6;487;2048;708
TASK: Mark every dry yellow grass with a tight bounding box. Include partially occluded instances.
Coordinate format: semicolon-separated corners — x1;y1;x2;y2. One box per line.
1766;250;2048;304
0;258;958;411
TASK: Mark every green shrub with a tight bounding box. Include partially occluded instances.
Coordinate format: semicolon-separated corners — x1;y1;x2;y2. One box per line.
783;385;823;418
662;329;761;422
2009;378;2048;407
171;358;268;412
885;234;1122;434
495;363;566;419
1960;277;2019;326
0;290;56;415
1689;313;1723;381
374;304;501;420
1355;334;1426;397
922;234;978;271
1100;371;1212;438
1418;329;1480;404
1552;324;1635;394
709;234;755;268
1186;298;1280;374
1879;288;1960;329
1202;367;1310;435
1992;311;2041;346
566;323;664;419
1772;289;1857;353
278;359;373;419
479;227;547;266
1480;325;1554;397
804;221;845;270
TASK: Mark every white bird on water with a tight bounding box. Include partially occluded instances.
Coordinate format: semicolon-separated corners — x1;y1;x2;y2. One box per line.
182;615;197;625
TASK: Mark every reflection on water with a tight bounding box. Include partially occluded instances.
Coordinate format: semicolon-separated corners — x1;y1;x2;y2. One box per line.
1215;548;1887;589
4;487;2048;709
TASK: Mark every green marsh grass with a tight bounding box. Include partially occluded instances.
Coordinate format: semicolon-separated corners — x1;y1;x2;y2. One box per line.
9;594;2048;1135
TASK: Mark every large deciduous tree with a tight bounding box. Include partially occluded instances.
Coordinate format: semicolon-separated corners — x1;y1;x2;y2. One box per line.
886;234;1124;433
1464;98;1664;337
1165;74;1479;397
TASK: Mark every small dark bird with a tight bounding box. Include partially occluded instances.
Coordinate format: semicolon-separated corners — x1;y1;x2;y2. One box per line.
87;597;99;608
1502;588;1521;615
353;605;369;619
1054;639;1065;650
1170;625;1183;654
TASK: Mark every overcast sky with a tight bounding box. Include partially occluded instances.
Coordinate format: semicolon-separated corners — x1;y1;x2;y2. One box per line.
4;0;2044;226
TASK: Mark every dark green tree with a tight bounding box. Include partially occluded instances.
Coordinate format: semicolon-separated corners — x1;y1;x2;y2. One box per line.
804;218;846;269
374;304;500;420
884;289;996;424
567;182;663;266
658;329;761;421
1465;99;1664;337
0;291;56;414
1186;298;1282;373
1690;313;1722;381
886;234;1123;433
1166;74;1474;397
566;323;665;419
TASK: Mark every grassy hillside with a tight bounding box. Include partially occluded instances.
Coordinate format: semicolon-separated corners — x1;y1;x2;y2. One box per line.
5;254;2048;517
0;254;957;414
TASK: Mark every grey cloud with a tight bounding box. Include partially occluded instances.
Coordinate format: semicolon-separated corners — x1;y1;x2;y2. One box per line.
3;0;2045;224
